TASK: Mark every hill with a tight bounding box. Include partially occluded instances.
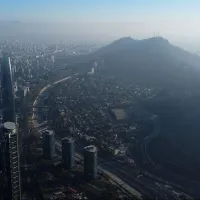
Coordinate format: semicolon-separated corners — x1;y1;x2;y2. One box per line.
95;36;200;67
93;37;200;169
93;37;200;90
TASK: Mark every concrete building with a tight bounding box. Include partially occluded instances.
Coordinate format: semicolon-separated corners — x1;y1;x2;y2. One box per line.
109;147;120;156
88;68;95;75
84;145;97;181
43;130;55;159
62;137;75;169
91;68;95;74
23;86;29;97
51;55;55;63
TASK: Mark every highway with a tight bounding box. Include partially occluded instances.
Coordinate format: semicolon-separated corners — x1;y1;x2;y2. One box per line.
139;114;200;198
32;76;72;121
56;140;171;199
55;141;144;199
31;75;148;199
31;74;186;200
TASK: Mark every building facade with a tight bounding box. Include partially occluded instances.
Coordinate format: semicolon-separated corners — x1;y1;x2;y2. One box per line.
43;130;55;159
84;145;97;181
0;55;21;200
3;122;21;200
1;55;15;122
62;137;75;169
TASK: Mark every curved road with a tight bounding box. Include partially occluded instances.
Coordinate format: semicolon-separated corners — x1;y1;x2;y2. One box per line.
31;75;144;199
32;74;195;199
141;114;196;199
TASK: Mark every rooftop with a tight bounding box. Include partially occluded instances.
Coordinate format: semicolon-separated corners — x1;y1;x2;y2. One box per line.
44;129;54;136
62;136;74;143
3;121;16;131
84;145;97;153
112;108;126;120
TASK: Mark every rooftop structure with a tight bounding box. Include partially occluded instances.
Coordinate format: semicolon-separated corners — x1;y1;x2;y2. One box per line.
84;145;97;153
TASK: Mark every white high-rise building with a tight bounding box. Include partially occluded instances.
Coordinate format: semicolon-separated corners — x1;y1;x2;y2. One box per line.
23;87;29;97
51;55;55;62
14;82;18;93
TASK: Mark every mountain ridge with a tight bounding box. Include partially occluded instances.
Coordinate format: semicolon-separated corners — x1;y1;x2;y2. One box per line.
91;36;200;91
91;37;200;177
94;36;200;68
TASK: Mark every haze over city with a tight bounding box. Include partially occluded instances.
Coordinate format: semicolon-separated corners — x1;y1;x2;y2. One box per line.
1;0;200;51
2;0;200;200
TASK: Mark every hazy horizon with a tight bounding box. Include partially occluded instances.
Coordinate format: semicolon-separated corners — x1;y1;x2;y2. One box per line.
1;0;200;52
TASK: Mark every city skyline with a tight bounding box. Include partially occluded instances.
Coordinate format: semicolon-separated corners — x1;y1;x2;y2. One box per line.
1;11;200;198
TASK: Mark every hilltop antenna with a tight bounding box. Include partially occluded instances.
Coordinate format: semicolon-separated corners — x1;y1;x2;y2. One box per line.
153;32;160;37
153;31;159;37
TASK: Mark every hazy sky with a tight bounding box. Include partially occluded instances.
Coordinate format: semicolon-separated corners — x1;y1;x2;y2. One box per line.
1;0;200;51
1;0;200;23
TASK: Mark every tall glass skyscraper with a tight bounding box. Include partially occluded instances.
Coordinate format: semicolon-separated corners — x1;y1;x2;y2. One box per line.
1;54;15;122
0;54;21;200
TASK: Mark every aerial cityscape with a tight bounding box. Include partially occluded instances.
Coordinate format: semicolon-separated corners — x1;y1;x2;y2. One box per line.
1;1;200;200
